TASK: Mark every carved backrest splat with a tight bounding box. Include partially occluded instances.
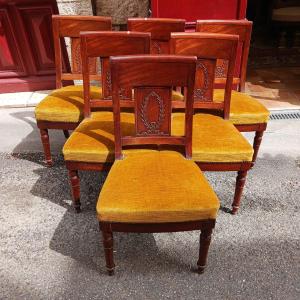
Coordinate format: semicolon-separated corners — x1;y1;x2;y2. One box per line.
80;32;151;117
196;20;252;92
127;18;186;54
170;32;238;119
135;88;171;136
111;55;196;160
52;15;112;88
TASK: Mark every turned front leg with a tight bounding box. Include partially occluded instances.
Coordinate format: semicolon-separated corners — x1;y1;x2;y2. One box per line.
39;128;53;167
68;170;81;213
252;130;264;163
232;170;248;214
101;223;115;276
197;228;213;274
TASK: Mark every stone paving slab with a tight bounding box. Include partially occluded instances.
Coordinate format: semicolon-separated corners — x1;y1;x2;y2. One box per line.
0;153;299;299
0;107;299;299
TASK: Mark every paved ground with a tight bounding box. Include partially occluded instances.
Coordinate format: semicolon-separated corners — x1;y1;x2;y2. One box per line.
0;107;299;299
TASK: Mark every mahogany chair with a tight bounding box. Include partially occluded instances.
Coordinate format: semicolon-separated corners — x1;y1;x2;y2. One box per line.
98;55;220;275
127;18;186;54
196;20;270;162
170;33;254;214
62;31;151;212
35;15;112;166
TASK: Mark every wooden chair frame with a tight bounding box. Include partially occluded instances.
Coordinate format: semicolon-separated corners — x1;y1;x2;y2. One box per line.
170;32;253;214
196;20;267;163
37;15;112;166
127;18;186;54
100;55;216;275
64;31;151;212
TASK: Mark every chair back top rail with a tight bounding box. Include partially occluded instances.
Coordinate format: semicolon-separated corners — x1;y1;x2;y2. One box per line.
170;32;238;119
196;19;252;92
127;18;186;54
111;55;197;159
52;15;112;88
80;31;151;117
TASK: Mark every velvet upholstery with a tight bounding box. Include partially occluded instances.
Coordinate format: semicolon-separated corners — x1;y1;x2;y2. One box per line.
97;151;220;223
35;85;102;123
63;111;156;162
171;90;270;125
63;111;253;163
213;89;270;124
171;113;254;162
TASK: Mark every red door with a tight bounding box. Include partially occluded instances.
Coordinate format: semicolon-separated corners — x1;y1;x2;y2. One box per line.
0;0;64;93
151;0;247;28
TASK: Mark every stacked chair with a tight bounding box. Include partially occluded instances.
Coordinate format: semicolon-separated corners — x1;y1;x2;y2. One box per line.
63;31;151;212
35;16;112;166
195;20;270;163
34;15;270;274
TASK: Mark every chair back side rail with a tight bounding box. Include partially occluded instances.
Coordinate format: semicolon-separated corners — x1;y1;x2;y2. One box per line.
80;31;151;117
52;15;112;89
110;55;197;159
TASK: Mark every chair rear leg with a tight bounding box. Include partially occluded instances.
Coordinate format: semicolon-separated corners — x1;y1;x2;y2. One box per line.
63;130;70;139
252;130;264;163
39;128;53;167
101;223;115;276
197;228;213;274
68;170;81;213
232;170;248;214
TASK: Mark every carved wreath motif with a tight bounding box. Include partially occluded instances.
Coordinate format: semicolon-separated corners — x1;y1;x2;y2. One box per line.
194;60;209;101
72;40;81;73
140;91;165;135
104;71;130;100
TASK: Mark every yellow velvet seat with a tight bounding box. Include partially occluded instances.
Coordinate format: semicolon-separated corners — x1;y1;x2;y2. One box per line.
35;85;102;123
97;151;220;223
213;90;270;125
63;111;253;163
171;113;254;162
172;90;270;125
63;111;156;163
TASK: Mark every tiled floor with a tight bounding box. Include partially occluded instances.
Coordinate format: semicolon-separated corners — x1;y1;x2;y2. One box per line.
245;67;300;110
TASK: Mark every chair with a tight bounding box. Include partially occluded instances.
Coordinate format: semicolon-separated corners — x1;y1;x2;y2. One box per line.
195;20;270;162
170;33;254;214
63;31;151;212
127;18;186;54
98;55;220;275
35;15;112;166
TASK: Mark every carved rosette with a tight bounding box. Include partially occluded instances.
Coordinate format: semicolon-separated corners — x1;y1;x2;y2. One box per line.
139;91;165;135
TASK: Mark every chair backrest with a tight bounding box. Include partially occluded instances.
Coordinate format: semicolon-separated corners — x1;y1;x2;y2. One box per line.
80;31;151;117
127;18;186;54
111;55;196;160
196;20;252;92
52;15;112;88
170;32;238;119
